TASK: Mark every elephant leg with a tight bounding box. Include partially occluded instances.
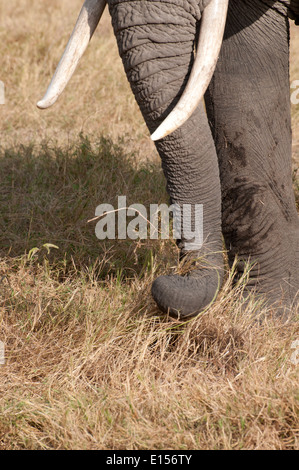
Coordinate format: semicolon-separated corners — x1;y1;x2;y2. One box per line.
108;0;224;317
205;0;299;311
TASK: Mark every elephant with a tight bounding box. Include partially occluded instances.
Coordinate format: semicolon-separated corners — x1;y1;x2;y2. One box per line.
38;0;299;318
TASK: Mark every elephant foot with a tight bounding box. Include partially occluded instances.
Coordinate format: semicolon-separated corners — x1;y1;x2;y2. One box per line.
242;280;299;321
237;226;299;320
239;288;299;324
152;252;224;318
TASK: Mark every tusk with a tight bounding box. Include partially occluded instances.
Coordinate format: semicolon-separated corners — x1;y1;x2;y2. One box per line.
151;0;228;141
37;0;106;109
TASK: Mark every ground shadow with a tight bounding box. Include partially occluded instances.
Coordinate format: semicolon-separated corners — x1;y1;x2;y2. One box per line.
0;135;172;280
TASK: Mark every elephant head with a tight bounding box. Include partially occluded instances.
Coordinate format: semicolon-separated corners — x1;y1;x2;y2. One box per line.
37;0;299;318
37;0;228;140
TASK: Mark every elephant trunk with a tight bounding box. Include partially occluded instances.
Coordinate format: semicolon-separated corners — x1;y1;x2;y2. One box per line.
109;0;224;317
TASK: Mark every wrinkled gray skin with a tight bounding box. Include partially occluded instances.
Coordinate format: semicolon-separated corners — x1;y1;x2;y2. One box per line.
107;0;299;317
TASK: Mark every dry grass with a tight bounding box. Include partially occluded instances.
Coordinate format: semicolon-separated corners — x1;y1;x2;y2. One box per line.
0;257;298;450
0;1;299;450
0;0;156;160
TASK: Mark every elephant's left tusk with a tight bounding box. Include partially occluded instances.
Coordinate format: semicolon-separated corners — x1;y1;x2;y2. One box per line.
37;0;106;109
151;0;228;141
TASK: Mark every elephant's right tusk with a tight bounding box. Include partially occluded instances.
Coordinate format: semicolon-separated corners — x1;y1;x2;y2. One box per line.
151;0;229;141
37;0;106;109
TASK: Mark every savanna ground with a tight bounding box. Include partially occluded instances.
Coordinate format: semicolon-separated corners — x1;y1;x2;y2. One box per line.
0;0;298;450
